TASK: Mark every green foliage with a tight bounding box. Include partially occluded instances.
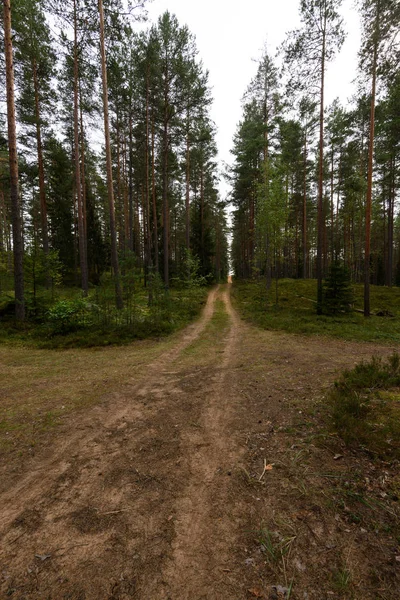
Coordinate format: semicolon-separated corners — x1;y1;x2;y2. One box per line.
232;279;400;343
330;354;400;459
323;261;354;315
0;280;208;348
47;298;94;335
174;250;208;288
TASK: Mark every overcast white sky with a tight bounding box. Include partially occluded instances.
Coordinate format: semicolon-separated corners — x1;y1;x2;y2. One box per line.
144;0;361;198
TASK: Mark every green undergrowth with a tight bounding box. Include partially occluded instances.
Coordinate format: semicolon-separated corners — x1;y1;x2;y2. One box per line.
232;279;400;343
0;286;209;349
330;353;400;460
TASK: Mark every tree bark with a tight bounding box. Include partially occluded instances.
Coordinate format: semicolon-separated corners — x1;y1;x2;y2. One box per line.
73;0;88;296
145;68;152;274
32;58;49;259
386;156;394;287
303;132;307;278
185;112;190;251
128;111;134;252
3;0;25;320
330;144;335;261
151;112;159;273
364;0;380;317
162;111;169;289
98;0;123;309
79;92;87;241
317;20;326;314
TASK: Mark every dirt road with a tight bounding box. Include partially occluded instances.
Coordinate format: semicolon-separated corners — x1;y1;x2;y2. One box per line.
1;285;399;599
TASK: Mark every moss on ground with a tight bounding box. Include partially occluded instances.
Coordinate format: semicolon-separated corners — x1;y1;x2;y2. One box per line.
232;278;400;343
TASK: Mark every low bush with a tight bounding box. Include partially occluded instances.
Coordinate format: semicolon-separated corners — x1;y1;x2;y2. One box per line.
47;298;95;335
330;354;400;459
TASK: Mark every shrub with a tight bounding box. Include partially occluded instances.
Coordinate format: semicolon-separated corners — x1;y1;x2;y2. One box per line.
47;298;93;335
330;353;400;459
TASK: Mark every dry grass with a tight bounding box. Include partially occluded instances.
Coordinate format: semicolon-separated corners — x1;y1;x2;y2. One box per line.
0;335;180;456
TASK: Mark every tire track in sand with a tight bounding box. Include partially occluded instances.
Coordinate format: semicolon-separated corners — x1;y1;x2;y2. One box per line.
161;283;244;600
0;287;219;533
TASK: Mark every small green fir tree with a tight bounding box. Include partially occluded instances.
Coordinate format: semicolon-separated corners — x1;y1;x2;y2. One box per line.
323;262;354;315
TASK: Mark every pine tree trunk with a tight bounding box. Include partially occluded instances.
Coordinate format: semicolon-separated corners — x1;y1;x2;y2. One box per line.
330;145;335;261
364;0;380;317
128;111;134;252
200;164;205;271
3;0;24;320
386;156;394;287
98;0;123;309
162;113;169;289
79;96;87;241
317;22;326;314
116;112;123;253
0;187;5;254
185;113;190;252
151;112;159;273
32;58;49;260
73;0;88;296
249;187;255;274
145;69;152;275
303;132;308;278
123;136;130;255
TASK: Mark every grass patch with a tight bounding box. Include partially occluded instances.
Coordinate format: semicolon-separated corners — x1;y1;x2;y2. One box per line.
180;297;230;364
232;279;400;343
0;286;209;348
332;567;352;594
0;321;198;458
330;354;400;460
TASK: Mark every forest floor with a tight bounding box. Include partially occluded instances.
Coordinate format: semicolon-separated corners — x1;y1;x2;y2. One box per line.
1;284;399;600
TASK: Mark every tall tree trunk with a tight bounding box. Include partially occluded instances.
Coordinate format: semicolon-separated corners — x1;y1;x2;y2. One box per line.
73;0;88;296
386;156;394;287
123;136;130;254
32;58;49;260
303;133;308;278
249;185;255;273
128;111;134;252
330;144;335;262
162;112;169;289
0;187;5;254
185;112;190;251
317;21;326;314
3;0;24;320
200;163;205;271
364;0;380;317
98;0;123;309
79;94;87;241
145;69;152;274
116;111;123;252
151;112;159;273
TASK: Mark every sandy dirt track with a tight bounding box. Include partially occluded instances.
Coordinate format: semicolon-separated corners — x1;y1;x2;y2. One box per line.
1;284;398;599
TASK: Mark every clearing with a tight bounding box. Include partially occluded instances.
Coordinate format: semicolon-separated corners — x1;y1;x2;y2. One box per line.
1;284;399;599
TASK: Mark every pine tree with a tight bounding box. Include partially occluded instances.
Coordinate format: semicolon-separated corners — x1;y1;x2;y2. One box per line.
283;0;346;313
98;0;123;308
358;0;400;315
3;0;25;320
323;261;354;314
12;0;55;267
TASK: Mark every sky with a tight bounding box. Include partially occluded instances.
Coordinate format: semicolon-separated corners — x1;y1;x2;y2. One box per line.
143;0;362;199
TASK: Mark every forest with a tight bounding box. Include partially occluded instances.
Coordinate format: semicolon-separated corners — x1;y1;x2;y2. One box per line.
1;0;228;342
1;1;400;598
1;0;400;339
231;0;400;318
